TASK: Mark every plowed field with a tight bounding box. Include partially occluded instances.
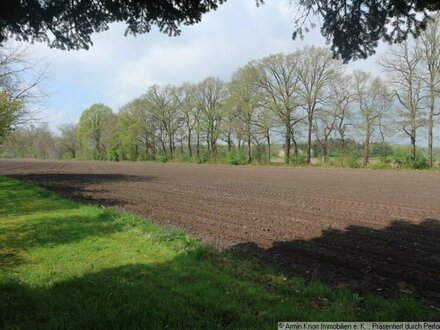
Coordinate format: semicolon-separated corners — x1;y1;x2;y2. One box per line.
1;159;439;305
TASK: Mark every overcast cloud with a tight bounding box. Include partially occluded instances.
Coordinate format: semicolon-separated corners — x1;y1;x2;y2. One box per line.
18;0;385;131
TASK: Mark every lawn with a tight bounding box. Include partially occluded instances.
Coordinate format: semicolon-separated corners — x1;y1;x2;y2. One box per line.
0;176;436;328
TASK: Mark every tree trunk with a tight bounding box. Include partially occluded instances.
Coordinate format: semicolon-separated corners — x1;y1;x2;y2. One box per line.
291;130;299;157
168;133;174;159
227;132;232;152
307;114;313;164
410;104;417;162
284;124;291;164
322;146;327;163
428;83;435;167
410;133;416;162
322;136;328;163
247;121;252;164
207;129;211;158
363;130;370;166
160;139;166;156
266;131;271;164
187;129;192;158
381;139;386;163
196;130;200;158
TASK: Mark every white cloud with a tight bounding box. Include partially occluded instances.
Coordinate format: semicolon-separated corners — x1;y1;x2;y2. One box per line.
15;0;385;127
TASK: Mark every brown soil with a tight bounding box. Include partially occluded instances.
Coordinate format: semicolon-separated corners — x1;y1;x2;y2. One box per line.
1;159;440;306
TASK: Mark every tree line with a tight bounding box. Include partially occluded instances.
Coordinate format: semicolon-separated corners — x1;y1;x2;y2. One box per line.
2;16;440;168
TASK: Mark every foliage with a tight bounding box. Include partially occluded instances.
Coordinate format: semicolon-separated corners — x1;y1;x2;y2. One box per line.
2;1;439;64
290;154;307;166
405;155;430;170
0;0;224;50
226;149;246;165
294;0;440;62
77;103;114;160
0;176;436;328
0;92;21;140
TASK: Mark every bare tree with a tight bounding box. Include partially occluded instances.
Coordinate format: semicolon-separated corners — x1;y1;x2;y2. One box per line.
380;40;425;162
196;77;227;158
173;83;198;158
256;53;302;164
0;44;47;141
353;71;391;165
145;85;183;159
328;74;354;156
420;14;440;167
375;87;394;163
1;124;56;159
314;108;337;163
227;64;262;163
296;46;342;163
58;123;79;158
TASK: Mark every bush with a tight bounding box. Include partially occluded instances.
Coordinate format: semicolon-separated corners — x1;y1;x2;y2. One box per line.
197;151;209;164
289;154;306;166
405;156;429;170
252;145;269;164
158;153;169;163
227;149;246;165
107;147;120;161
176;153;191;163
367;162;392;170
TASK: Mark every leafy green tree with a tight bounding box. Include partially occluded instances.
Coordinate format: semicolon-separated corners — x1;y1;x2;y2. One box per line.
77;103;114;160
131;97;159;160
0;92;21;140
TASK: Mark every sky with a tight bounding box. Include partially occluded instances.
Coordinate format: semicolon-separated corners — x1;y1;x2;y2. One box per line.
17;0;386;132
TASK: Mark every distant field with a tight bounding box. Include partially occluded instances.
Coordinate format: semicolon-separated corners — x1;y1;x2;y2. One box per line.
1;159;440;310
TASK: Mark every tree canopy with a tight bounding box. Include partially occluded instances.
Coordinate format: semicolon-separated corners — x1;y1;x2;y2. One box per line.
293;0;440;62
0;0;224;50
0;1;439;61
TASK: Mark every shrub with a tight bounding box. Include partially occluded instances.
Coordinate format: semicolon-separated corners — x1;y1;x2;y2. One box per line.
289;154;306;166
227;149;246;165
197;151;209;164
158;153;169;163
405;156;429;170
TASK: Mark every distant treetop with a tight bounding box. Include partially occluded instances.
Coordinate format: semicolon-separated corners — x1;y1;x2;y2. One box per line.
0;0;439;62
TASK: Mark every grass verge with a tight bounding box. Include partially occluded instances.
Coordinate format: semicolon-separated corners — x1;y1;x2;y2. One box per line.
0;176;436;328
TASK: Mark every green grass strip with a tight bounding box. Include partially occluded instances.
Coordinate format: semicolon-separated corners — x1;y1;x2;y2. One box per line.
0;176;437;329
